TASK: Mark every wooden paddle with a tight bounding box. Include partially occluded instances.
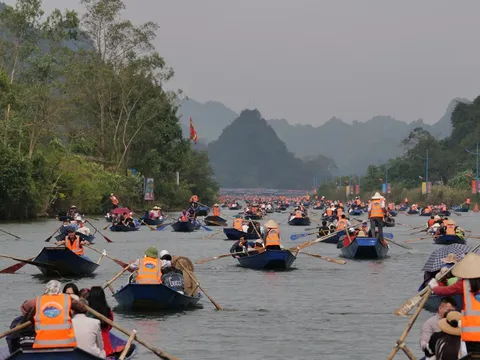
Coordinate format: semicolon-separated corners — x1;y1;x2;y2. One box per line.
0;254;56;269
84;304;179;360
196;250;256;265
85;245;132;271
102;223;110;231
201;229;223;239
175;262;223;311
299;251;346;265
394;242;480;317
44;226;62;242
102;264;131;294
0;228;21;239
0;321;32;340
86;220;113;243
0;257;36;274
119;330;137;360
404;236;433;244
140;220;157;231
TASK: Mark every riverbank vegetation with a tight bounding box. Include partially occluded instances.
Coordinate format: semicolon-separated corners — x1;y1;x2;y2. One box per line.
0;0;218;219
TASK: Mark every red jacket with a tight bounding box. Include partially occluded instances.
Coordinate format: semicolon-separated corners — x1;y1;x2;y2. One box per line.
432;279;463;296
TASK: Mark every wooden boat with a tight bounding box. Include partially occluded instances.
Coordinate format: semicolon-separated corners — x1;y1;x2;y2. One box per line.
452;206;469;213
0;332;136;359
54;231;95;244
171;220;197;232
194;205;209;217
287;217;311;226
140;216;165;226
338;237;389;259
407;209;419;214
33;247;99;277
228;203;240;210
204;215;227;226
223;228;260;240
109;224;140;232
236;249;296;270
398;205;408;211
112;283;200;310
424;294;462;313
434;234;466;245
436;210;451;217
323;229;344;244
276;205;287;211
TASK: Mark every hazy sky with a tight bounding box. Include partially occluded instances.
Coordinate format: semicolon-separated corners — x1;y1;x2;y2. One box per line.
5;0;480;125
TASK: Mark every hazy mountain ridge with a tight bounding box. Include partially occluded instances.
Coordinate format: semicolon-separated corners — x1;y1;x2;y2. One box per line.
181;97;465;173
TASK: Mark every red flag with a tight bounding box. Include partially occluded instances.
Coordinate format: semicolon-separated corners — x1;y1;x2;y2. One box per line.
189;117;198;144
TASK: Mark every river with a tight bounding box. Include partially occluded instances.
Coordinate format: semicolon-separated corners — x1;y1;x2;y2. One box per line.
0;209;476;359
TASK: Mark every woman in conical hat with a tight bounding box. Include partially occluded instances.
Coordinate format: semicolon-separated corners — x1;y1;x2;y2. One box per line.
264;220;281;250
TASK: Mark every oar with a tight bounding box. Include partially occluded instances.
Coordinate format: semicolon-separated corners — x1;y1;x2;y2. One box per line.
44;226;62;242
290;231;317;241
85;305;179;360
200;224;213;232
404;236;434;244
385;238;415;251
102;264;131;294
175;262;223;310
196;250;255;265
451;210;462;216
0;228;21;239
85;245;132;270
140;220;156;231
0;321;33;340
0;254;56;269
157;222;174;231
102;223;111;231
86;220;113;243
202;229;223;239
394;242;480;317
119;329;137;360
299;251;346;265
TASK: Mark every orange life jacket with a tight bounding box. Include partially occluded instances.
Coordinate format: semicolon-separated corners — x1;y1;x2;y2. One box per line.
213;208;220;217
462;280;480;342
110;195;119;205
442;205;447;211
65;235;84;256
295;210;303;218
33;294;76;349
427;219;435;227
180;214;188;222
233;218;243;231
336;219;348;231
369;200;384;218
265;228;280;247
404;197;408;203
446;224;456;235
136;257;162;284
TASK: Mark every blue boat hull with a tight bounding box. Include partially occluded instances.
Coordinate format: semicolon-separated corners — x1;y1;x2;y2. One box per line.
287;217;311;226
195;205;209;217
0;332;136;360
236;250;296;270
223;228;260;240
340;237;389;259
33;247;99;277
112;283;200;310
407;210;419;214
303;201;311;207
452;206;468;212
324;230;344;244
171;221;196;232
109;224;139;232
244;214;263;220
141;216;165;226
434;235;466;245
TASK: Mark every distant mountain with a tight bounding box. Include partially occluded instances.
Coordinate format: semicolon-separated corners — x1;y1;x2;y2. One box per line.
208;109;332;189
177;99;238;142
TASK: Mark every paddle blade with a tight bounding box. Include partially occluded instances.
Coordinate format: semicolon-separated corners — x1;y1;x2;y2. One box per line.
202;225;212;232
44;235;53;242
384;233;394;240
0;261;28;274
102;234;113;243
157;223;171;231
290;233;309;241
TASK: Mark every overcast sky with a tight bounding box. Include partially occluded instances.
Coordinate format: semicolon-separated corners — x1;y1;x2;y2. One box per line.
6;0;480;125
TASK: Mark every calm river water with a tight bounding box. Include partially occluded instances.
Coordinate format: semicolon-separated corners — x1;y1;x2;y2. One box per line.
0;209;477;359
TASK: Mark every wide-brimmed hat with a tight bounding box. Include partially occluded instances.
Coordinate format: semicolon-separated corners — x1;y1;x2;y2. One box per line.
214;204;219;207
371;192;383;200
145;246;158;258
452;253;480;279
438;311;462;336
254;239;263;245
447;219;456;225
441;253;458;264
434;215;441;220
357;230;366;236
70;205;77;208
264;220;279;228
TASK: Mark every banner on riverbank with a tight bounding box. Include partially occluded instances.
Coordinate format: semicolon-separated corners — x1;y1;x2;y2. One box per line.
382;183;391;194
355;185;360;194
421;182;432;194
472;180;480;194
144;178;154;200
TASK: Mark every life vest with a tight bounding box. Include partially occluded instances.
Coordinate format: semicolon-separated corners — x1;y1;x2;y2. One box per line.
295;210;303;218
462;280;480;342
213;208;220;217
265;228;280;247
180;214;188;222
326;209;333;216
233;218;243;231
466;198;471;205
369;200;384;218
110;195;119;205
404;197;408;203
442;205;447;212
136;257;162;284
446;224;456;235
65;235;83;256
427;219;435;227
336;219;348;231
33;294;76;349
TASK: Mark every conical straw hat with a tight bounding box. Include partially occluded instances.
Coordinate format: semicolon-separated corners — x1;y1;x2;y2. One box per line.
264;220;278;228
452;253;480;279
371;192;383;200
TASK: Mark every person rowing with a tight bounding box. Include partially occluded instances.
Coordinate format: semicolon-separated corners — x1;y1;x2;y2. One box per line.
56;228;91;258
